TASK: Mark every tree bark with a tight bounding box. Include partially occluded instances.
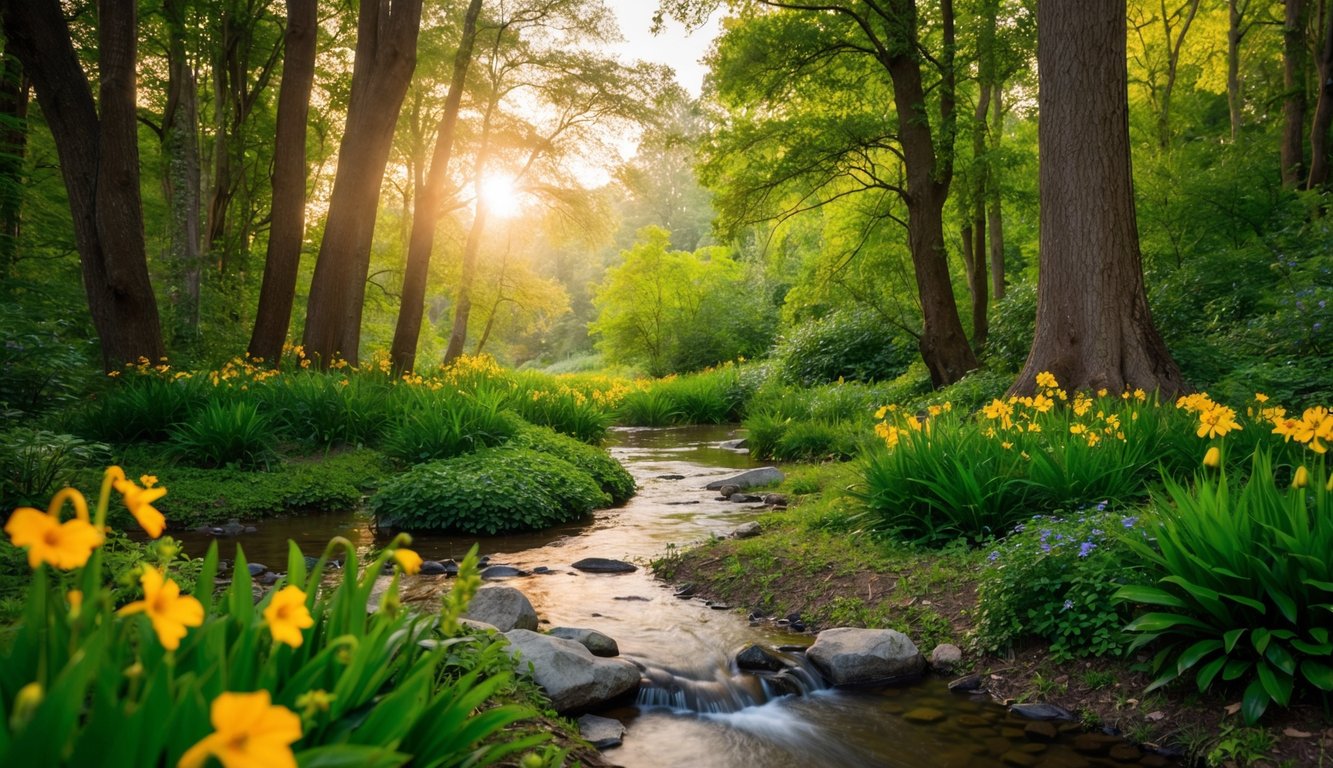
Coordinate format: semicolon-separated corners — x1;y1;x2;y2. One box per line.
1011;0;1186;397
1227;0;1248;142
0;0;164;369
302;0;423;366
162;0;204;342
248;0;317;365
964;83;990;352
390;0;483;374
1282;0;1309;187
988;81;1006;301
0;43;27;278
444;183;489;363
1308;0;1333;187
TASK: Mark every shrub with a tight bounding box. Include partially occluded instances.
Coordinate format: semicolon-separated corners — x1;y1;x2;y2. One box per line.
1115;451;1333;724
984;282;1037;372
773;307;915;386
501;374;614;444
370;447;610;534
260;373;394;448
509;425;636;505
974;506;1139;660
381;389;516;464
0;429;110;510
617;388;682;426
0;303;95;415
167;399;277;470
617;366;746;426
78;375;209;442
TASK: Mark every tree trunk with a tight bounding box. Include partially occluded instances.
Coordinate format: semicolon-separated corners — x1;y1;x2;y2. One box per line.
988;81;1006;301
390;0;483;374
0;44;27;278
968;82;991;352
162;0;204;343
1228;0;1247;142
443;189;489;363
0;0;164;369
882;0;979;387
1282;0;1309;187
1156;0;1202;148
302;0;423;366
248;0;317;365
1011;0;1186;397
1308;0;1333;187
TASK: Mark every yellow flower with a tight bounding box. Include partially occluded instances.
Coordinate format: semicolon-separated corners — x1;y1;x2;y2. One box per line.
393;548;423;575
1255;392;1269;403
1069;424;1086;435
1072;394;1092;417
119;568;204;651
1292;406;1333;454
1203;446;1221;468
874;405;889;420
1030;394;1054;414
111;469;167;538
1036;371;1059;389
263;586;314;648
1196;405;1241;440
4;489;103;570
1096;388;1109;398
178;690;302;768
1134;389;1147;402
1293;465;1310;489
1001;441;1013;450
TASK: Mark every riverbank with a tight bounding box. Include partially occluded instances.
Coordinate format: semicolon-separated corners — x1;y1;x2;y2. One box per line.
649;463;1333;768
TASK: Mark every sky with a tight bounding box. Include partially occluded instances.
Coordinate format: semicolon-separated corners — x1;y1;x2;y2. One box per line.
608;4;721;97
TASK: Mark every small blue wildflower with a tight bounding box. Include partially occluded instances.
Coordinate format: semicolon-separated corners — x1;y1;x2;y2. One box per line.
1095;500;1108;512
1013;523;1025;534
1078;541;1096;558
988;550;1000;562
1040;541;1051;554
1090;528;1104;537
1121;516;1138;528
1062;599;1074;611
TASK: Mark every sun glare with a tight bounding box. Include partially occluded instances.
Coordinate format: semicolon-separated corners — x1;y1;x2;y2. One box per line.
478;172;523;219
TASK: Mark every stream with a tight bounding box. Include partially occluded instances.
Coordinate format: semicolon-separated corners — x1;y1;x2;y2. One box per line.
175;425;1178;768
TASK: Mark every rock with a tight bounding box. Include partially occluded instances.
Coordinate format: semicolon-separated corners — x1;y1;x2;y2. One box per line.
664;500;700;505
948;673;984;693
1009;702;1076;721
459;618;500;633
1024;721;1059;741
549;627;620;658
504;629;640;713
656;474;686;480
732;522;762;539
719;438;748;450
577;714;626;749
532;566;552;574
728;493;763;503
462;586;539;632
419;560;450;575
735;644;787;672
1072;733;1118;755
956;714;991;728
762;493;788;507
673;584;697;598
902;707;946;724
806;627;926;687
999;751;1039;768
246;563;268;577
929;643;964;673
440;560;460;575
220;519;246;536
571;558;637;574
480;565;528;579
614;595;651;602
717;484;740;498
704;467;785;491
258;571;281;585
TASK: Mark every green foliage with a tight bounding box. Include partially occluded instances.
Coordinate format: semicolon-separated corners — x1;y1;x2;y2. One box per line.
168;400;277;470
0;303;96;415
974;507;1138;660
617;366;747;426
260;373;394;448
501;372;613;444
370;447;609;534
984;283;1037;372
773;307;915;386
381;389;516;465
1114;453;1333;724
0;429;110;510
743;413;862;462
616;387;682;426
509;424;635;505
77;375;209;442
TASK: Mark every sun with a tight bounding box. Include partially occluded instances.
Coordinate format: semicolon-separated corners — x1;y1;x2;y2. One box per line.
478;172;523;219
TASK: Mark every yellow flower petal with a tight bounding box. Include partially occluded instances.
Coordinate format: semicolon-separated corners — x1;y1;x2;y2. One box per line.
263;586;314;648
178;691;301;768
119;568;204;651
393;548;423;576
4;506;102;570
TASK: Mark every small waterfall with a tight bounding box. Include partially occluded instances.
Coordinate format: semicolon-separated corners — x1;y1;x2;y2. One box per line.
633;647;827;714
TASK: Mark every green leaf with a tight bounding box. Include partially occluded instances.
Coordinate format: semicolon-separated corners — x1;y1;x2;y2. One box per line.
1223;628;1246;653
1112;585;1187;608
1177;638;1223;675
297;745;412;768
1196;655;1227;692
1124;612;1213;633
1301;660;1333;691
1255;661;1292;707
1241;678;1270;725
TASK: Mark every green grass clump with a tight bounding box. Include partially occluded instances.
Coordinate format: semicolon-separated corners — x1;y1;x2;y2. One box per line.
168;400;277;469
380;389;516;465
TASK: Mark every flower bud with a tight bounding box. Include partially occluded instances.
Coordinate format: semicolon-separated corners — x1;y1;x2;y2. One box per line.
1294;465;1310;489
9;682;42;732
1202;446;1221;469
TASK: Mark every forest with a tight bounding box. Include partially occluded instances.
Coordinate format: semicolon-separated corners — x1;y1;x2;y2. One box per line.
2;0;1333;766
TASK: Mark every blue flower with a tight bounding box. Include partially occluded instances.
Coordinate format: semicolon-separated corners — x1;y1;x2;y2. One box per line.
988;550;1000;562
1062;599;1074;611
1078;541;1096;558
1121;516;1138;528
1095;500;1108;512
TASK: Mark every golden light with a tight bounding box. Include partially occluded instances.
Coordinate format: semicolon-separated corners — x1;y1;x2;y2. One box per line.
478;172;523;219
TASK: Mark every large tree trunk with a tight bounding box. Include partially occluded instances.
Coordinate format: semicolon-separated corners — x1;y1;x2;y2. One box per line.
302;0;423;366
0;0;164;369
1227;0;1248;142
1282;0;1309;187
443;187;489;363
965;83;991;352
0;44;27;278
390;0;483;374
1308;0;1333;187
1011;0;1186;397
882;0;978;387
162;0;204;343
248;0;317;365
988;81;1005;301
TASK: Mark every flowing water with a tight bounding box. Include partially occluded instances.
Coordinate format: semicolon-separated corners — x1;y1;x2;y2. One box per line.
174;426;1177;768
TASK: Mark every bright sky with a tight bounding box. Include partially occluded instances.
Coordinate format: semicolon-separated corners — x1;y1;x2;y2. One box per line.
608;4;721;97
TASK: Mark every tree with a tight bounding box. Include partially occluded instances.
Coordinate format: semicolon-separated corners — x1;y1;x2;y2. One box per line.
1010;0;1186;397
0;0;164;369
1281;0;1308;187
0;43;27;278
159;0;205;342
302;0;423;365
247;0;317;365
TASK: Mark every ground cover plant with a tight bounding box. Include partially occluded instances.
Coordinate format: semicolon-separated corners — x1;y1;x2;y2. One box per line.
0;469;563;767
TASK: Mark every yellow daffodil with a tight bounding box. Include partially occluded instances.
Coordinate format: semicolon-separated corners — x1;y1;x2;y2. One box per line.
263;586;314;648
1196;405;1241;439
109;468;167;538
119;568;204;651
1255;392;1269;403
4;488;103;570
1036;371;1059;389
1203;446;1221;468
1294;466;1310;489
393;548;423;575
178;690;302;768
874;405;889;420
1292;406;1333;454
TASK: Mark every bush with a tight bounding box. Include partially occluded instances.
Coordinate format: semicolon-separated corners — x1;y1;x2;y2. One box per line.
370;447;610;534
260;373;394;448
501;373;614;444
509;425;636;505
381;389;516;464
974;506;1138;660
168;400;277;469
1115;450;1333;724
77;375;209;442
773;307;915;387
617;366;746;426
0;429;110;511
984;282;1037;372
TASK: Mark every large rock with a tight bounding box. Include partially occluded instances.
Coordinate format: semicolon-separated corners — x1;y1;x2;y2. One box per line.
549;626;620;657
505;629;640;713
462;586;539;632
806;627;926;686
929;643;964;673
577;714;626;749
571;557;637;574
704;467;785;491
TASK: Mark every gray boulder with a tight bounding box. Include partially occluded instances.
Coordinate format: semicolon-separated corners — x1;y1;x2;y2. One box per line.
577;714;626;749
719;438;749;451
929;643;964;673
549;627;620;657
732;522;761;539
806;627;926;686
571;557;637;574
462;586;539;632
704;467;785;490
505;629;641;713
